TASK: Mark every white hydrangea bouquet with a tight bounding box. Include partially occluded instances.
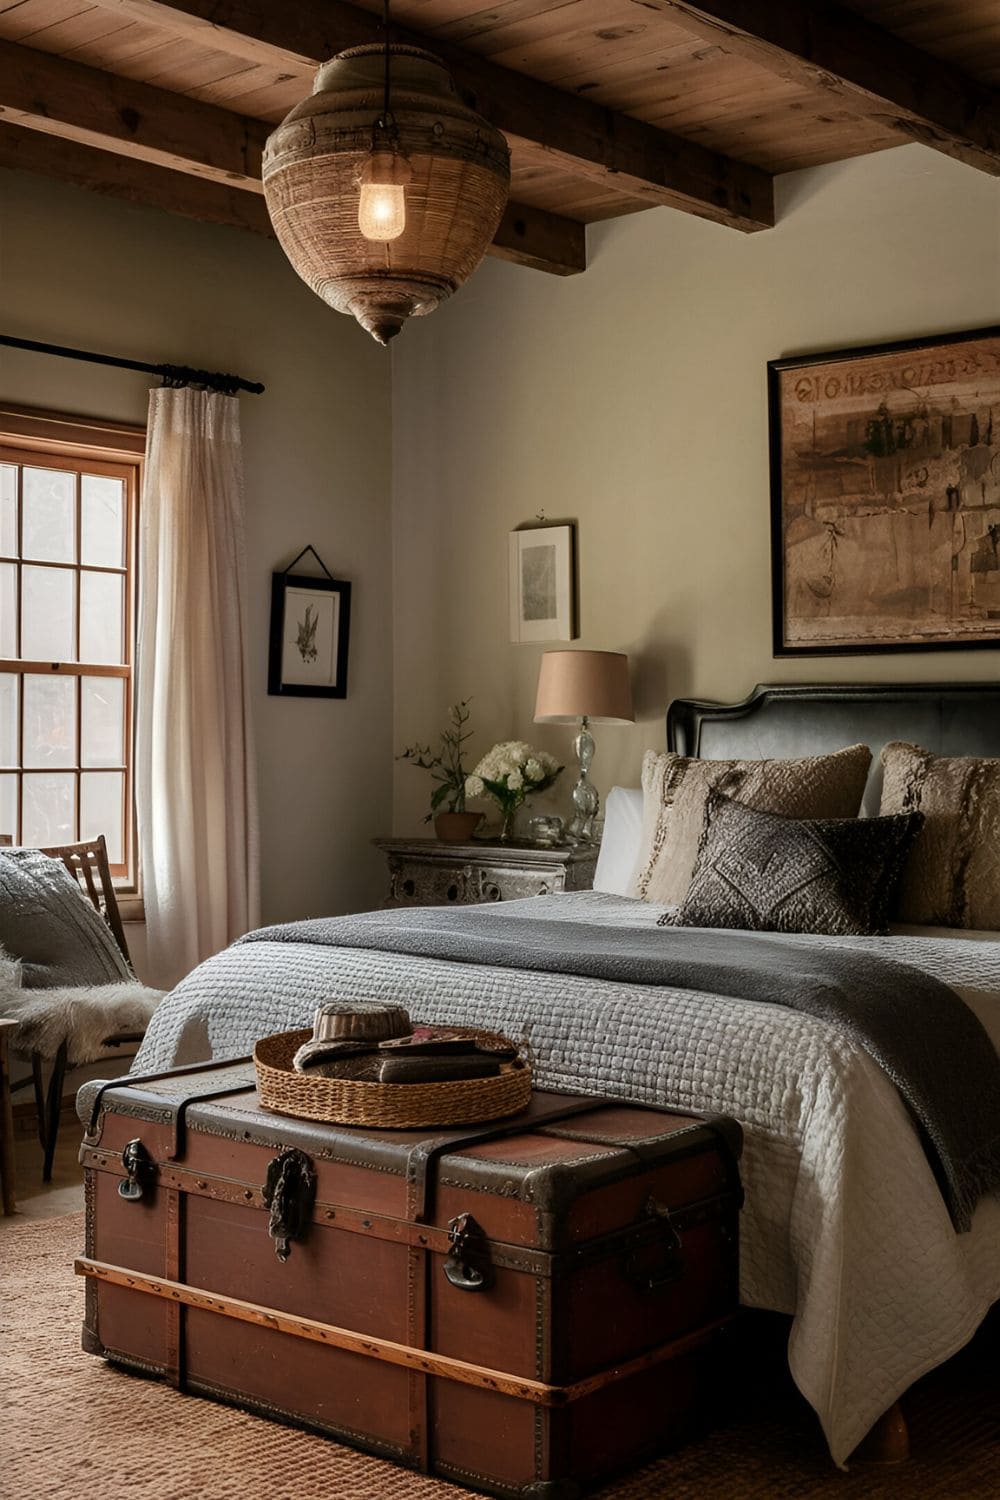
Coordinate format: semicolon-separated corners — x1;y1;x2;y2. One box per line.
465;741;563;841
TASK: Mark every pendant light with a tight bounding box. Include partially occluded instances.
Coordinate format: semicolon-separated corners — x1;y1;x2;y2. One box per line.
356;18;410;244
263;3;510;345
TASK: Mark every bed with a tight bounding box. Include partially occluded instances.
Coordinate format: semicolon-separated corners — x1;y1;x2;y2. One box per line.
127;681;1000;1468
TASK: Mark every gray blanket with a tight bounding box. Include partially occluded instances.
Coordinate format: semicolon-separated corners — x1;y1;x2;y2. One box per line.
240;907;1000;1231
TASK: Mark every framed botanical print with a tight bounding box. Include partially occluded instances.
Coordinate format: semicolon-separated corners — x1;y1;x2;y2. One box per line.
268;557;351;698
508;523;577;644
769;326;1000;655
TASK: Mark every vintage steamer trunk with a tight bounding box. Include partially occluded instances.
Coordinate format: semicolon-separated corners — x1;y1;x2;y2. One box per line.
77;1059;742;1499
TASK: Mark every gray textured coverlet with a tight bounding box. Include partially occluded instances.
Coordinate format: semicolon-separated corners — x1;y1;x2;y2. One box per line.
240;907;1000;1232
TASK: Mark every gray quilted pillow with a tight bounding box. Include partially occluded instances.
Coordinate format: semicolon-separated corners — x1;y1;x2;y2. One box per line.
0;848;133;988
660;792;924;937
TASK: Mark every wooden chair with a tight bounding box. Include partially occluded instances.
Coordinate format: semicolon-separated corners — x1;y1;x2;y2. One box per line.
44;836;132;966
6;836;149;1183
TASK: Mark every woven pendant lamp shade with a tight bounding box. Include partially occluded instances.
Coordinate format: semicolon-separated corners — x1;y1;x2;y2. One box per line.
263;46;510;345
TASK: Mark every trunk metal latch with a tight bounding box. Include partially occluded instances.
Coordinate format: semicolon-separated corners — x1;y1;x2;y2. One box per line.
443;1212;495;1292
118;1138;153;1201
625;1196;685;1294
262;1147;317;1262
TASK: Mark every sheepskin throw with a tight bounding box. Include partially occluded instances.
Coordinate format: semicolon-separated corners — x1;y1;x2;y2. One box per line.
0;848;133;988
0;949;163;1064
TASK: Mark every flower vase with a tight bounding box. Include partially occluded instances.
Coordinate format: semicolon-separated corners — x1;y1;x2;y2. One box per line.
499;807;518;842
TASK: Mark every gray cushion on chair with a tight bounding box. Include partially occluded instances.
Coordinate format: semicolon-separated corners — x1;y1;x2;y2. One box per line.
0;848;133;988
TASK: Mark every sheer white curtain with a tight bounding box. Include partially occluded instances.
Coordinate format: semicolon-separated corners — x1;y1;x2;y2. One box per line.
137;387;260;989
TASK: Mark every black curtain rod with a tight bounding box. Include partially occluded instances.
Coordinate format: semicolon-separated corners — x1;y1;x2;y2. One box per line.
0;334;265;396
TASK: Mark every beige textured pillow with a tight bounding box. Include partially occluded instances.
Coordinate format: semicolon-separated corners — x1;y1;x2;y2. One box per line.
879;742;1000;929
633;742;872;907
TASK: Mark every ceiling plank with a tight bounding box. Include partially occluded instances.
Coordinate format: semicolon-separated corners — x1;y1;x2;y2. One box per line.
97;0;775;230
0;46;586;275
654;0;1000;175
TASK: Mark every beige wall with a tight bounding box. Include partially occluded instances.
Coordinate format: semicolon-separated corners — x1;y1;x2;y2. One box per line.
0;170;394;966
391;145;1000;833
3;144;999;917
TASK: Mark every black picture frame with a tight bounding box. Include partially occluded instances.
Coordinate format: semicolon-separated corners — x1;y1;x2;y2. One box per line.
768;325;1000;657
268;571;352;698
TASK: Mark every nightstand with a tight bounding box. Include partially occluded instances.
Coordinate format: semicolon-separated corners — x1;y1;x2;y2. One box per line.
373;838;599;907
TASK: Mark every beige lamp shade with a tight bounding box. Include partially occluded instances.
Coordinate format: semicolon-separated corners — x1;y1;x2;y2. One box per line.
534;650;634;724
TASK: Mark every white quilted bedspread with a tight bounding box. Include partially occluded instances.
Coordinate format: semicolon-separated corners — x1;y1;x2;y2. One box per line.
132;891;1000;1467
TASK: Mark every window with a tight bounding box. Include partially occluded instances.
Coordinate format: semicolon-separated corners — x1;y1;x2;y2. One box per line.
0;407;143;881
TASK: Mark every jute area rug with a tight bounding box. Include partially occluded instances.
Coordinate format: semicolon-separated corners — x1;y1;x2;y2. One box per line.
2;1213;997;1500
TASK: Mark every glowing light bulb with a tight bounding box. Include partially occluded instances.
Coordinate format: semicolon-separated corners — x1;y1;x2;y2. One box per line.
358;147;411;243
359;182;406;241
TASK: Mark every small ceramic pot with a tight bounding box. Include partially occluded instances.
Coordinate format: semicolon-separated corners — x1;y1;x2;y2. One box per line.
434;811;483;843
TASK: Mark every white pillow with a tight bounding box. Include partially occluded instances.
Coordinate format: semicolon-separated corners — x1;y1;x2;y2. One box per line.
593;787;644;896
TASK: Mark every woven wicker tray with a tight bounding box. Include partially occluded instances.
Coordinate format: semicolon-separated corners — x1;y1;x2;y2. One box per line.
254;1026;532;1129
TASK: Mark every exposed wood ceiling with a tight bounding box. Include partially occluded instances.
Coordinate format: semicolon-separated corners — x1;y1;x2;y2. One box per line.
0;0;998;278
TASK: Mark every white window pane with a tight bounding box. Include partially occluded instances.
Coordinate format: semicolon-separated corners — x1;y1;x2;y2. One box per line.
0;677;17;767
82;676;124;767
81;475;125;568
23;674;76;769
0;465;15;556
81;771;123;865
23;771;75;847
80;572;123;665
22;467;75;563
0;563;15;656
0;773;16;843
22;565;76;661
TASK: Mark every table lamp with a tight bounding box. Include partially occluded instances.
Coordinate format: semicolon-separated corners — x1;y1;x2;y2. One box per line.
534;650;634;844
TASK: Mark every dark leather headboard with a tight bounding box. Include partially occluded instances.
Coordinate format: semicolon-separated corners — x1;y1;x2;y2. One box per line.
667;683;1000;814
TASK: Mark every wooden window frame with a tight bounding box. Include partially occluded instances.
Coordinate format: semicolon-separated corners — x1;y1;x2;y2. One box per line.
0;405;144;915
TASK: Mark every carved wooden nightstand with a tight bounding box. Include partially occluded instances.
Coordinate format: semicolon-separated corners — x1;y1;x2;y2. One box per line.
373;838;599;908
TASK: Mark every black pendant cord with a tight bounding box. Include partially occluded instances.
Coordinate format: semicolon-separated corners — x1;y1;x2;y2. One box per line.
0;334;265;397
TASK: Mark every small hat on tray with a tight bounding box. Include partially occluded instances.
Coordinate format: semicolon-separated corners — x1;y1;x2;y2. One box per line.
293;1001;412;1072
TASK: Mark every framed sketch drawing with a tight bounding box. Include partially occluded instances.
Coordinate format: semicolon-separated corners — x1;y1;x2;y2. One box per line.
268;564;351;697
769;326;1000;656
508;524;576;644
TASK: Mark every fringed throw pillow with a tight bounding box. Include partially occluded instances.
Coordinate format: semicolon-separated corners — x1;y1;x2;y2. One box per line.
880;742;1000;929
634;741;872;908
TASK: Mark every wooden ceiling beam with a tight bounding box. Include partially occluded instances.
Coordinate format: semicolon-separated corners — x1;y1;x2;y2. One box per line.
655;0;1000;175
0;38;266;189
0;45;585;277
0;121;275;237
99;0;774;231
492;203;586;277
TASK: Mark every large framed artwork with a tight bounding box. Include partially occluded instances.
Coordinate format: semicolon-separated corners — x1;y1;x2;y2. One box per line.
769;326;1000;656
508;523;577;644
268;547;351;697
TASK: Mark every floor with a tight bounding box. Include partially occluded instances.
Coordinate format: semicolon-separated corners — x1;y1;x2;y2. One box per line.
2;1116;86;1225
